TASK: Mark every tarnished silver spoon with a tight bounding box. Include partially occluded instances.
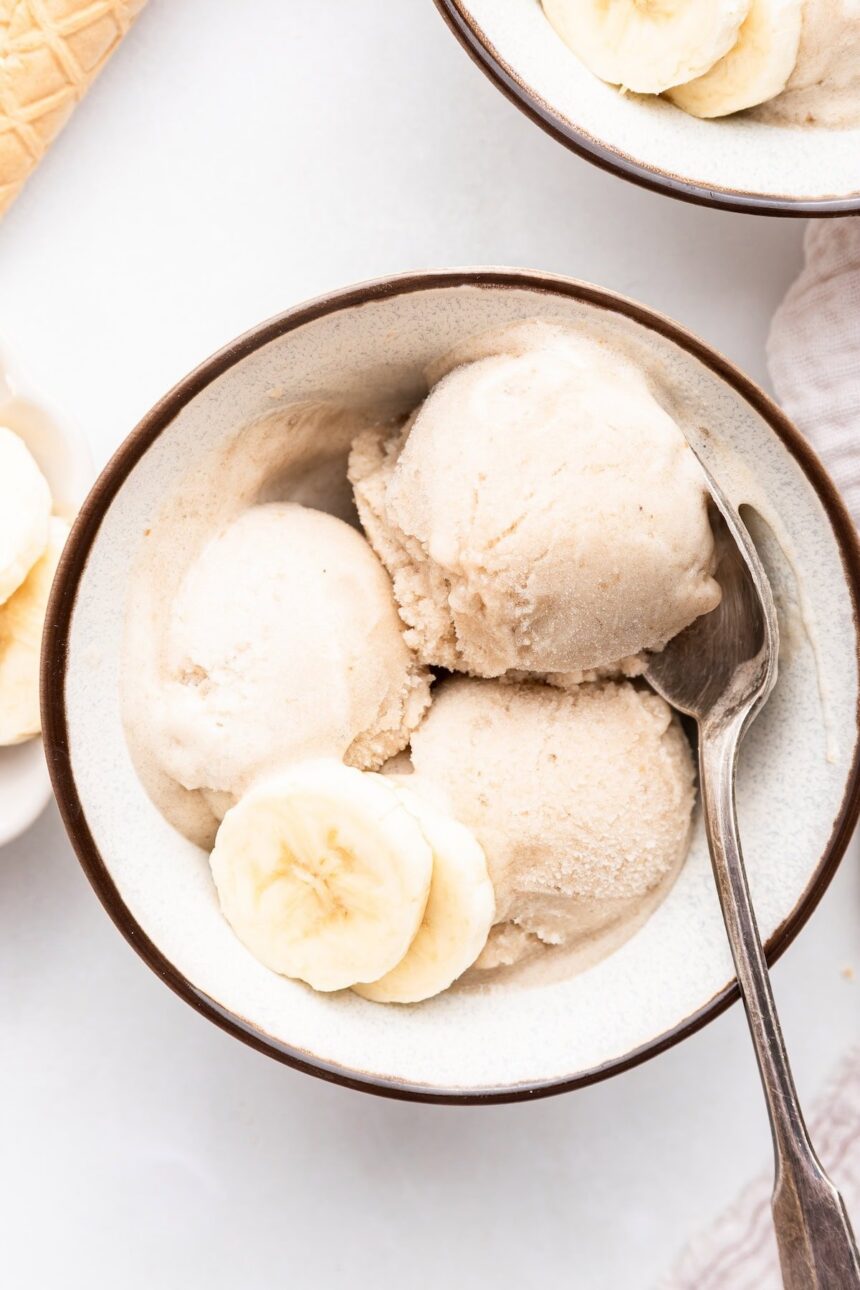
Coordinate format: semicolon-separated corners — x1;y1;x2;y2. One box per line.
646;470;860;1290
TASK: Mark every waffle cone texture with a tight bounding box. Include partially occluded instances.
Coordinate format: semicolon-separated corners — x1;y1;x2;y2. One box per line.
0;0;146;216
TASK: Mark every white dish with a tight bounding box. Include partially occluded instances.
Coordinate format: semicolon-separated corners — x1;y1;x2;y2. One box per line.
0;351;92;849
435;0;860;213
42;270;860;1101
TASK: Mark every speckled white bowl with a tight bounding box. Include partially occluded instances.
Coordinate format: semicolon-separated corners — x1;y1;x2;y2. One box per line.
435;0;860;214
0;352;91;850
43;271;860;1101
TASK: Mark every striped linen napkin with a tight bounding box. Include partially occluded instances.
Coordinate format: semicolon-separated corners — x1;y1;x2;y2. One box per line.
768;219;860;524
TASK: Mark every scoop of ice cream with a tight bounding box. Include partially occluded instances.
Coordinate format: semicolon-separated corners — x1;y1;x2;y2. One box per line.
152;503;431;803
409;676;695;969
349;322;720;680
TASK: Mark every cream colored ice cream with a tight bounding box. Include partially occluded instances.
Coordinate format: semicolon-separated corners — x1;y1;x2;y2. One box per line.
122;335;714;1001
409;676;695;975
148;502;430;813
756;0;860;127
350;322;720;682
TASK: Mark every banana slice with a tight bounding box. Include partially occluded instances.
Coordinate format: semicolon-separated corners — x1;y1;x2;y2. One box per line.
0;425;52;607
209;760;433;992
0;517;69;745
666;0;803;118
542;0;751;95
354;782;495;1004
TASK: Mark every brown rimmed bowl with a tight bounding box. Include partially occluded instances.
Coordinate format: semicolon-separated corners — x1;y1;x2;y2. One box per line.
42;269;860;1103
435;0;860;216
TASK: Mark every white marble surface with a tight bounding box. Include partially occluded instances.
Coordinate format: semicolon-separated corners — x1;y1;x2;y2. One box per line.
0;2;856;1287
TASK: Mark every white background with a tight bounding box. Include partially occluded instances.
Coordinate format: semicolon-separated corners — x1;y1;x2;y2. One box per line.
1;3;857;1287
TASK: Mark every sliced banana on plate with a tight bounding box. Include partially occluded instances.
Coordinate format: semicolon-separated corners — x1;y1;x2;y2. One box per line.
0;517;69;745
0;425;52;607
209;760;433;993
666;0;803;118
354;782;495;1004
542;0;752;95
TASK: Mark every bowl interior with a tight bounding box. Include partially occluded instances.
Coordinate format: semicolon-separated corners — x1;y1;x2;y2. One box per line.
444;0;860;208
54;276;859;1097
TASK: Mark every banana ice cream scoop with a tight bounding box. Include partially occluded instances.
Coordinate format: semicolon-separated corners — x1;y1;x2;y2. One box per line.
409;676;696;972
350;322;720;682
150;503;431;807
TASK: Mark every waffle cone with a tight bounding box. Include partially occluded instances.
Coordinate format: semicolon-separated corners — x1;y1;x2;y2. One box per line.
0;0;147;216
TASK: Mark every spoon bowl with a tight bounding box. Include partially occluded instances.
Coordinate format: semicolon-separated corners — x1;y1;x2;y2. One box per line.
647;478;778;730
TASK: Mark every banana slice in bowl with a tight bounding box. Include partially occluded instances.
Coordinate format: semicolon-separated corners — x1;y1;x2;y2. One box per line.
209;760;435;993
666;0;804;118
541;0;751;95
354;781;495;1004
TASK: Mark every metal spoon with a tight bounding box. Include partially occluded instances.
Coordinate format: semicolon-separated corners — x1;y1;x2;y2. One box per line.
645;469;860;1290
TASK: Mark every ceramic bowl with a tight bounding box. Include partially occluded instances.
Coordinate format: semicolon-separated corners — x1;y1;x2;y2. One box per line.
435;0;860;215
42;270;860;1102
0;353;91;849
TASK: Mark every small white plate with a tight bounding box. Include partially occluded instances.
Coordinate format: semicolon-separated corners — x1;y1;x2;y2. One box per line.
0;353;92;849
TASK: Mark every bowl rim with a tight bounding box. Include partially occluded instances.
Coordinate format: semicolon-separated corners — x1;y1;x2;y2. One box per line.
41;267;860;1104
433;0;860;218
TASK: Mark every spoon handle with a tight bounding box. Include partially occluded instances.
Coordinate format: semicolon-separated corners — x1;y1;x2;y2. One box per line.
699;718;860;1290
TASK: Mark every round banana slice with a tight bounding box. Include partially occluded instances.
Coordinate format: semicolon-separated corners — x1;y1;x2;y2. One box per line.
354;782;495;1004
542;0;752;95
209;761;433;992
666;0;803;118
0;517;70;745
0;425;52;607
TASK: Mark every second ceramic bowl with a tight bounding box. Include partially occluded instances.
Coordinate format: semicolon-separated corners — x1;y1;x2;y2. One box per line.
435;0;860;215
43;269;860;1101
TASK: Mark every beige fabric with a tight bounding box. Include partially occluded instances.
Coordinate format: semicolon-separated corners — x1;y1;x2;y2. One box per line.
0;0;147;216
767;219;860;525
